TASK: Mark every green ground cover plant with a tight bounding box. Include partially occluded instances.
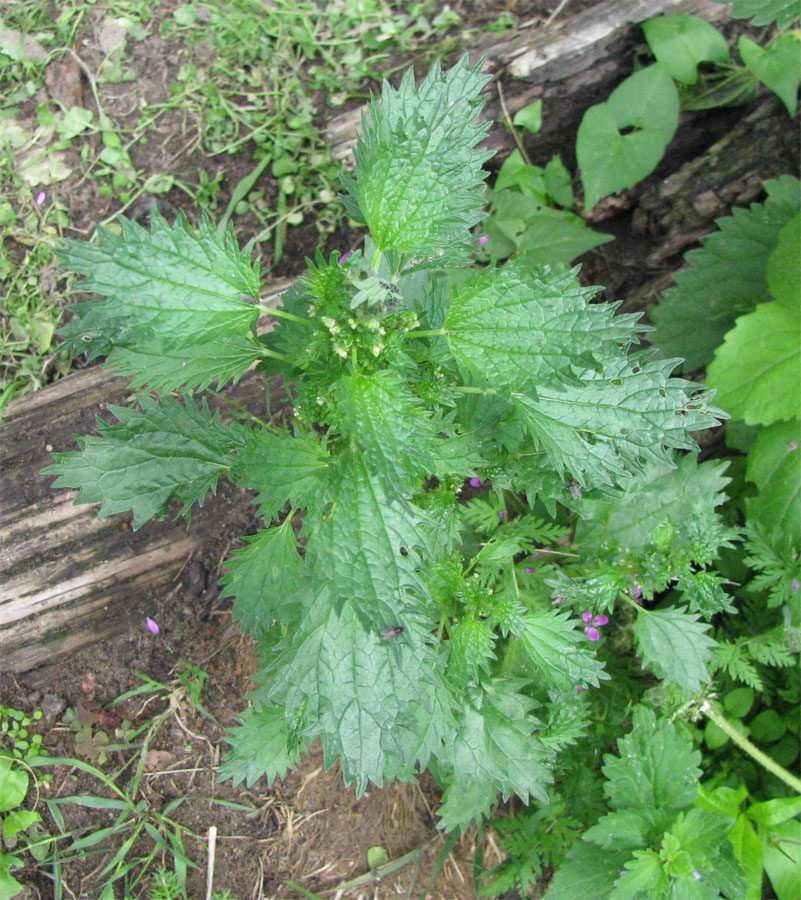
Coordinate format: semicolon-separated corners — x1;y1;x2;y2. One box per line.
39;52;801;900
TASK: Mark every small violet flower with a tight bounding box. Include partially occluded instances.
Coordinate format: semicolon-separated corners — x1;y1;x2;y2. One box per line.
498;510;507;521
581;610;609;641
524;567;537;574
792;579;799;592
476;234;488;245
468;476;482;488
146;617;160;635
630;582;643;601
693;871;702;882
553;596;562;606
338;251;353;264
575;685;584;695
35;191;46;206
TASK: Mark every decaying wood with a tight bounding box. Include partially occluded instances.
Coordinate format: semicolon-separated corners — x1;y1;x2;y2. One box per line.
326;0;731;165
635;96;800;266
0;279;293;677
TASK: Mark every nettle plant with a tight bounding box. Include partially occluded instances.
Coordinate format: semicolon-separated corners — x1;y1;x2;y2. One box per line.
47;58;723;828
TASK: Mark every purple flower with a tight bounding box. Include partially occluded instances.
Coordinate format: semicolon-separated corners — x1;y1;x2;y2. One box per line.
792;579;799;592
524;567;537;574
35;191;46;206
553;596;562;606
469;477;482;487
146;617;160;635
476;234;488;245
693;871;702;881
575;685;584;695
581;610;609;640
631;582;642;601
498;510;507;521
338;251;353;264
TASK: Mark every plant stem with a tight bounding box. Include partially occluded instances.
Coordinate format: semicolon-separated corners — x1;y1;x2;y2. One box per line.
257;304;315;328
701;702;801;795
452;385;499;397
405;328;446;340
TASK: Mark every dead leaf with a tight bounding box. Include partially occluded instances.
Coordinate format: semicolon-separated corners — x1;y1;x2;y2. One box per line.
46;56;84;108
145;749;176;771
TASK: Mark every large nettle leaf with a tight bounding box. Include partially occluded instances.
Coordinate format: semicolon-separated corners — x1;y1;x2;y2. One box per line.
58;209;260;352
45;393;241;528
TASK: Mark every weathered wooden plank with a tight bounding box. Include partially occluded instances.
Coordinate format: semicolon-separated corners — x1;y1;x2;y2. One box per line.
0;280;293;675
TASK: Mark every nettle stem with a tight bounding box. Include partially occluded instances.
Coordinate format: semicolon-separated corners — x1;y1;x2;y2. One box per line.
405;328;446;340
701;701;801;795
257;304;316;328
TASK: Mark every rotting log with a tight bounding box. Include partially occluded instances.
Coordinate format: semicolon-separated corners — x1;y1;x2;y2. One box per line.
0;279;293;678
326;0;732;165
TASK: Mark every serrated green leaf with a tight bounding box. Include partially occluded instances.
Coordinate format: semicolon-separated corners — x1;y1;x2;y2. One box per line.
345;55;491;271
448;615;496;685
59;208;260;349
609;849;668;900
444;259;642;393
443;679;552;816
746;420;801;550
303;454;435;628
650;176;801;370
220;518;304;634
762;818;801;900
575;455;730;552
577;65;679;210
707;301;800;426
768;213;801;310
45;394;240;528
544;843;631;900
583;810;652;850
266;589;451;792
335;370;434;490
218;696;304;788
231;426;330;520
729;0;800;25
642;16;729;85
740;34;801;116
105;333;263;392
729;813;764;900
633;606;717;694
516;611;608;693
603;706;702;816
512;356;721;489
436;777;496;832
